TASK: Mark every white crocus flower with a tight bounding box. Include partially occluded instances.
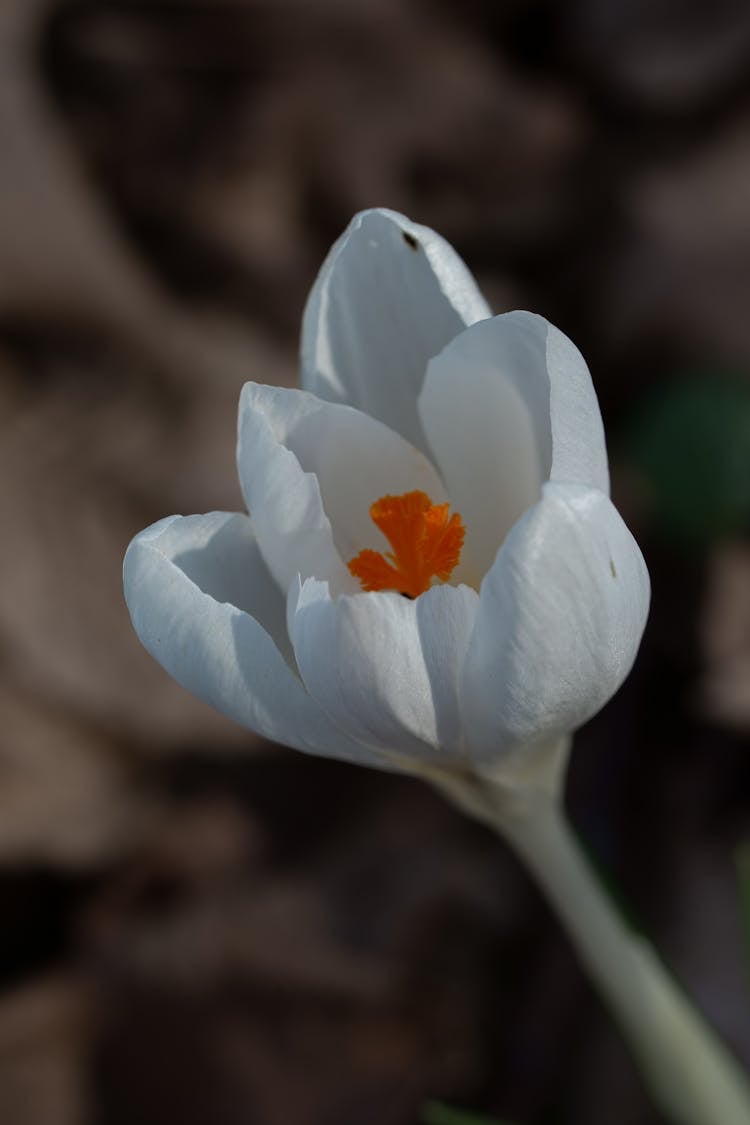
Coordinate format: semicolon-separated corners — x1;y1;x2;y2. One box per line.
124;208;649;782
125;213;750;1125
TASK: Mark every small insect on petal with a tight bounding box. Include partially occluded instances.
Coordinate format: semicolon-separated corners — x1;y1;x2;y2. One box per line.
348;490;465;598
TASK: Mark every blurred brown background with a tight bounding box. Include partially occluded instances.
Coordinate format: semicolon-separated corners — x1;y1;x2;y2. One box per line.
1;1;750;1123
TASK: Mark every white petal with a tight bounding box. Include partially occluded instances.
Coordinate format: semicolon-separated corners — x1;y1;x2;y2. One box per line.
545;316;610;491
237;383;446;591
237;384;352;595
289;578;479;762
123;511;383;765
462;483;650;765
418;313;610;579
300;208;491;453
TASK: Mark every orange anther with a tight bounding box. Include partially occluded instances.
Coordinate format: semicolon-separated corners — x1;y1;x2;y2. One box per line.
348;490;465;598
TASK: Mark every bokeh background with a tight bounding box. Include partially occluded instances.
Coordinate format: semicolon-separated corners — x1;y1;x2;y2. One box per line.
2;1;750;1123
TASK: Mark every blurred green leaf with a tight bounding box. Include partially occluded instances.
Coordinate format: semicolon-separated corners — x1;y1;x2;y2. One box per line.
420;1100;516;1125
626;376;750;547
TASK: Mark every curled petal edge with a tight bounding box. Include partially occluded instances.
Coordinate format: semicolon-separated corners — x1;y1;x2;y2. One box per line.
123;512;384;765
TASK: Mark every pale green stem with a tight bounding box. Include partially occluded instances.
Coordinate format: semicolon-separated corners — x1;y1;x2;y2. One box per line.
439;775;750;1125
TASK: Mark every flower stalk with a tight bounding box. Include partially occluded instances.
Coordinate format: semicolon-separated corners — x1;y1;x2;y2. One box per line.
441;771;750;1125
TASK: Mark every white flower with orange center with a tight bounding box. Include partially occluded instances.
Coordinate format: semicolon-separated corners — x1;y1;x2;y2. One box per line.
124;213;750;1125
124;208;650;780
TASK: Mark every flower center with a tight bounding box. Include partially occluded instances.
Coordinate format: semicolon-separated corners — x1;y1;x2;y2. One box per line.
347;490;465;598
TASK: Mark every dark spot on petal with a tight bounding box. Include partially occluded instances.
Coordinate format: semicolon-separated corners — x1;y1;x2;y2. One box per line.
402;231;419;251
609;558;617;578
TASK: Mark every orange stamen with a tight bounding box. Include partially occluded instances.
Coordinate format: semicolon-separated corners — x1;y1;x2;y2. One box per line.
347;490;465;598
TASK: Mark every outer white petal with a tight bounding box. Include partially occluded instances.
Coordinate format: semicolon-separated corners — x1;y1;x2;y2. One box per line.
462;482;650;765
419;313;610;579
123;511;384;765
289;577;479;762
236;383;351;596
300;208;491;454
237;383;446;594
